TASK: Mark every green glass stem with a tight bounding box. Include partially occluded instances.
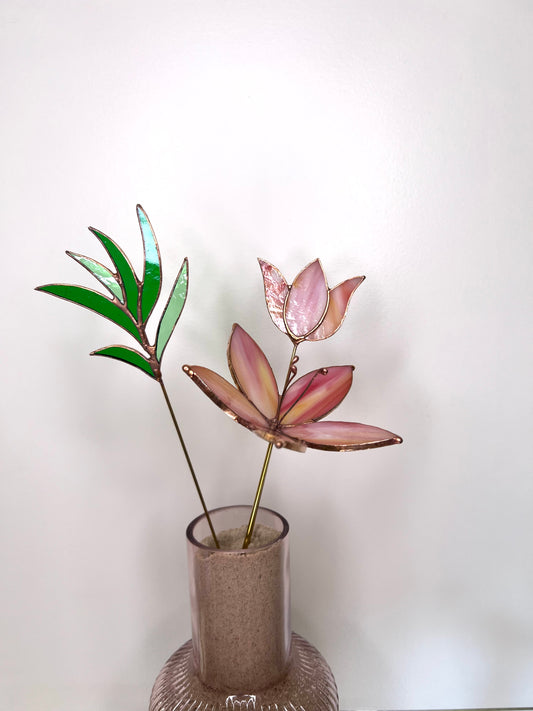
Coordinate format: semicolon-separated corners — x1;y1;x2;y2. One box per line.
159;379;219;548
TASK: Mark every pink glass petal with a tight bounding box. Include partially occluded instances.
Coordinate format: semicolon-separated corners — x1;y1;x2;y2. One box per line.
308;276;365;341
183;365;306;452
228;324;279;419
283;421;403;451
258;259;288;334
182;365;268;431
284;259;329;339
279;366;354;425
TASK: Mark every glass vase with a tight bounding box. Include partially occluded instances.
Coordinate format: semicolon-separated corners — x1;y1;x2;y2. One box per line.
149;505;339;711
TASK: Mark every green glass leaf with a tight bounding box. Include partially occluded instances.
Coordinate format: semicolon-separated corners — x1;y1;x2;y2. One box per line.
36;284;142;344
88;227;139;318
67;251;124;302
136;205;162;324
155;257;188;361
91;345;156;379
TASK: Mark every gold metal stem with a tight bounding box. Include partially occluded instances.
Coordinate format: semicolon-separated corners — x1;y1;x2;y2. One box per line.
278;342;299;412
242;441;274;549
159;379;220;548
242;342;300;548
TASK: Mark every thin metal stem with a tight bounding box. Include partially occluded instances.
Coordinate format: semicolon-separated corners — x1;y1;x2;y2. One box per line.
159;379;220;548
278;342;299;413
242;441;274;549
242;342;300;548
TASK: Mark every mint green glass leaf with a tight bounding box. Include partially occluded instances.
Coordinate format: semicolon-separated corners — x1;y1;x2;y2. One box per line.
66;251;124;302
155;257;188;361
91;345;156;378
88;227;139;318
36;284;142;344
136;205;162;324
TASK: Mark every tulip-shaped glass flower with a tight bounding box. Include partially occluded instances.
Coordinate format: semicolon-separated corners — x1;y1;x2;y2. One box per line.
259;258;365;342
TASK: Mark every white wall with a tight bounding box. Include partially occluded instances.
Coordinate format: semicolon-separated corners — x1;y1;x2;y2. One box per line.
2;1;532;709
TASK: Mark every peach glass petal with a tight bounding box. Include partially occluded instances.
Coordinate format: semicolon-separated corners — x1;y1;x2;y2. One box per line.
279;366;354;425
307;276;365;341
228;325;279;419
258;259;288;334
183;365;307;452
284;421;403;451
182;365;268;431
284;259;328;338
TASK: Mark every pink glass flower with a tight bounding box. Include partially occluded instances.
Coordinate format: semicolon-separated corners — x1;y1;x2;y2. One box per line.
183;324;402;453
258;258;365;342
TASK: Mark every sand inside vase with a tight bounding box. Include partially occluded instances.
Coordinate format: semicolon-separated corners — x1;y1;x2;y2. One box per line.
190;521;290;691
201;522;279;550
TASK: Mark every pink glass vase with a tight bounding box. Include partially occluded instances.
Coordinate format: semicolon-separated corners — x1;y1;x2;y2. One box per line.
149;505;339;710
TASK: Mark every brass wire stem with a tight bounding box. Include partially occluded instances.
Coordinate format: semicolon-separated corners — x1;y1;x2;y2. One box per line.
242;441;274;549
242;343;300;548
278;342;299;412
159;379;220;548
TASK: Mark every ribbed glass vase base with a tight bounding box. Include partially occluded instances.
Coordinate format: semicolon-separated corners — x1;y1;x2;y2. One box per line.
149;632;339;711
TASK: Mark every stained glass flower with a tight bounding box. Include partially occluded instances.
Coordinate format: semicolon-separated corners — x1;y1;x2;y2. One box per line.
258;258;365;342
183;324;402;453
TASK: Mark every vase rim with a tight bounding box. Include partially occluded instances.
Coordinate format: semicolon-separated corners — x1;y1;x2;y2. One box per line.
186;504;289;552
